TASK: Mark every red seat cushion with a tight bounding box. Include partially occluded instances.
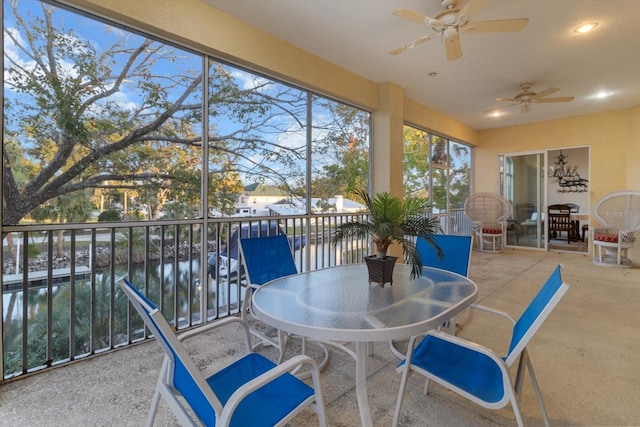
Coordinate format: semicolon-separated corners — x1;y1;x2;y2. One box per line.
482;227;502;234
594;232;618;243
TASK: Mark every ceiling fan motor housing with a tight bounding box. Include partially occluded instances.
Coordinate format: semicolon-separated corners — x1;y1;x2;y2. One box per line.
441;0;458;10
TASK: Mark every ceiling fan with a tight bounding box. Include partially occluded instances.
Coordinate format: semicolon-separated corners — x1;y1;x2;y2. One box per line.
390;0;528;61
491;83;575;113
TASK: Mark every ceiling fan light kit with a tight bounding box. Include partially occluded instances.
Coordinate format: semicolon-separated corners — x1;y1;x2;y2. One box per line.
390;0;528;61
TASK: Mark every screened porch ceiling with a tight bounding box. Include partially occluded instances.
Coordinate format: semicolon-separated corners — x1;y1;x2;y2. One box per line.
204;0;640;131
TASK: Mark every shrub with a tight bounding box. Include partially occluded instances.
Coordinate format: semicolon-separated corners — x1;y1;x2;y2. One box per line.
97;209;122;222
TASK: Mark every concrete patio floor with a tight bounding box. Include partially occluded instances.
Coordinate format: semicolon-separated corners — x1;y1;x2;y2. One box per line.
1;248;639;426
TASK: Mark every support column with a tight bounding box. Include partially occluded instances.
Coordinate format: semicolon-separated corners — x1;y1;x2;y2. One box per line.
372;82;405;259
372;82;405;198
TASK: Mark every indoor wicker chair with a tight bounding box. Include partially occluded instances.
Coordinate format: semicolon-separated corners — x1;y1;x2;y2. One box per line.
592;190;640;267
464;192;512;253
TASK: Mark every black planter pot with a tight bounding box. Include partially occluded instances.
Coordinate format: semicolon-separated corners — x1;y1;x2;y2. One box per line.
364;255;398;287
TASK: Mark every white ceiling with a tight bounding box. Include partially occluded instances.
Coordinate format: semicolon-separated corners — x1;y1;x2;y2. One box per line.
202;0;640;131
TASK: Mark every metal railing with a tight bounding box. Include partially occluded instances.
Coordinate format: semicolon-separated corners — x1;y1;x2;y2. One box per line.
1;209;471;380
0;213;370;380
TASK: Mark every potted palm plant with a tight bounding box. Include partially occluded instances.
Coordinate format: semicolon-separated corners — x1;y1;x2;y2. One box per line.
332;188;443;285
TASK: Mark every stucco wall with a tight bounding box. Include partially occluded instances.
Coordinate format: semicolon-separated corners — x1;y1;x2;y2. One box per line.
477;107;637;202
478;107;639;262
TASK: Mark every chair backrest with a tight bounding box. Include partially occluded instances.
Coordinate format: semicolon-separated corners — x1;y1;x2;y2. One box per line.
516;203;535;223
239;234;298;285
417;235;472;277
119;278;222;423
504;265;569;366
464;192;512;227
530;212;545;222
547;204;572;231
566;203;580;213
592;190;640;231
224;220;285;259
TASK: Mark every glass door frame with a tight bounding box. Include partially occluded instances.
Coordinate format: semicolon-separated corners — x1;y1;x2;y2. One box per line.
499;150;546;250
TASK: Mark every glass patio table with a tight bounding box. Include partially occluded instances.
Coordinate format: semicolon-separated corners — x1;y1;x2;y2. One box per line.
251;263;478;426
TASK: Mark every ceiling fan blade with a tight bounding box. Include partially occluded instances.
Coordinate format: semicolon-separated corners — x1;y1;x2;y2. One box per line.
495;97;516;102
532;87;559;100
445;33;462;61
465;18;529;33
485;103;518;113
388;34;436;55
537;96;575;103
392;8;429;24
461;0;490;18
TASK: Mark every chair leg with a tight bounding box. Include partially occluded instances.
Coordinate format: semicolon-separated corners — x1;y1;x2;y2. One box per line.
510;393;526;427
617;245;623;266
423;377;431;395
448;316;457;335
525;352;551;427
158;385;198;427
145;358;169;427
392;366;411;427
145;388;161;427
515;349;551;427
276;330;289;364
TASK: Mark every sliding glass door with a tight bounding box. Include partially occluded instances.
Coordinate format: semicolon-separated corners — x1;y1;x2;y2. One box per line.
500;152;545;249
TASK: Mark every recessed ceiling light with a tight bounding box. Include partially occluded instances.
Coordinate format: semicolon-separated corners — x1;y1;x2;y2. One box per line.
593;90;611;99
489;111;503;118
573;22;598;33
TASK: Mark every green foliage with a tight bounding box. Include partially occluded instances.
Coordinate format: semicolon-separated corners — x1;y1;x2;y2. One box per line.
332;188;443;279
402;126;471;211
403;127;431;199
3;3;372;225
97;209;122;222
27;243;41;257
3;272;132;375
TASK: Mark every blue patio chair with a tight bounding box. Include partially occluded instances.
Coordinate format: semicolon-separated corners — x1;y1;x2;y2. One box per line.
119;278;327;427
417;234;472;276
239;234;329;369
417;234;473;334
393;265;569;427
207;221;305;280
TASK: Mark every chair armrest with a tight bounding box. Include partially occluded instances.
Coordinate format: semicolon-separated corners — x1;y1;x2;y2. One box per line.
399;330;506;372
220;354;323;423
402;303;515;345
593;228;637;245
470;303;516;325
619;230;636;244
426;329;506;363
177;316;252;352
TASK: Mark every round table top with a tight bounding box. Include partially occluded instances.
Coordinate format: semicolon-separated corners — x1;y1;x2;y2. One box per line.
251;263;478;342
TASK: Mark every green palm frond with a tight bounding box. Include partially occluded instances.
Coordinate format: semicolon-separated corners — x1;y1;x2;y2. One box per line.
332;189;443;279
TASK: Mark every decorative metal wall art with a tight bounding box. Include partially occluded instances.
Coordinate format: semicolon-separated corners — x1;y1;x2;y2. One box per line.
549;151;588;193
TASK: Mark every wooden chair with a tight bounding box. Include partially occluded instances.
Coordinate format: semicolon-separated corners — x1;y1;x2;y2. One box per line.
464;193;512;253
592;190;640;268
547;204;574;244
